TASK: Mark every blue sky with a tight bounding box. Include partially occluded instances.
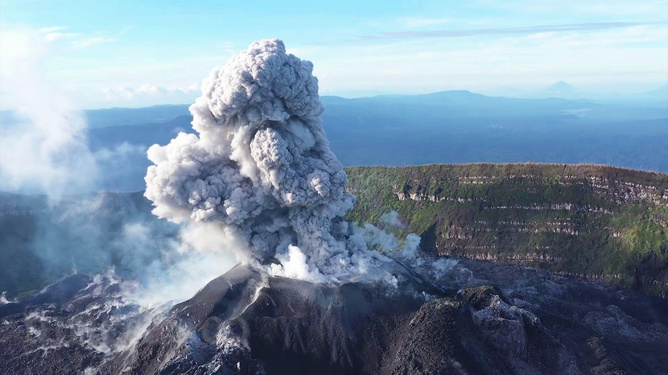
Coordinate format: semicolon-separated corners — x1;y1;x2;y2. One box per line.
1;0;667;109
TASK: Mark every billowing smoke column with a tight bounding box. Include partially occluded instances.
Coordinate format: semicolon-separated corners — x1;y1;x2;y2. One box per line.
145;39;385;282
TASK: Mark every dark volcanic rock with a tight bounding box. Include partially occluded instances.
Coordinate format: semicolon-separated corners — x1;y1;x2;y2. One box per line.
1;260;667;374
0;274;92;319
23;273;92;306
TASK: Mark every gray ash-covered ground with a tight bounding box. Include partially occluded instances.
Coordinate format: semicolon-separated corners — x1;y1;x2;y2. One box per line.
1;257;667;375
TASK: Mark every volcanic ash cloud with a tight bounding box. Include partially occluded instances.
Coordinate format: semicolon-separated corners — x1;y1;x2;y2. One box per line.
144;39;390;282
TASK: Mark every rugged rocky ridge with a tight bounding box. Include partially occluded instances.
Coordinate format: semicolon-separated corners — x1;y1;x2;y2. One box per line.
1;258;667;374
345;163;668;297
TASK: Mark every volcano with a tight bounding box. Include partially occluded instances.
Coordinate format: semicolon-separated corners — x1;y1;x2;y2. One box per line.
545;81;577;96
2;39;667;375
1;258;667;374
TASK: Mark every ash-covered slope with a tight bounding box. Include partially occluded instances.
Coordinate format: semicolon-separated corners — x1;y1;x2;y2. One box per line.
1;259;667;374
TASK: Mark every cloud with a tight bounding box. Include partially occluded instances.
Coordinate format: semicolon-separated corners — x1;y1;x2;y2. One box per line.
360;21;667;40
44;32;81;42
71;36;117;48
397;17;451;29
102;84;200;104
39;26;67;33
302;22;668;96
489;0;668;18
33;26;119;49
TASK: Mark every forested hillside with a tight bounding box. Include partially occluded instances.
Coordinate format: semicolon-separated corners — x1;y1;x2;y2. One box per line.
346;163;668;297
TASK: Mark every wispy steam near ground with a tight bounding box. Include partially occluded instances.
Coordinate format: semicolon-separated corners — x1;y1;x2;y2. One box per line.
0;28;97;199
144;39;409;282
0;28;242;306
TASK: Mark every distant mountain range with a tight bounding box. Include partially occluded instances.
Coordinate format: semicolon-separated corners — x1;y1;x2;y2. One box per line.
84;104;190;129
1;90;666;192
643;84;668;98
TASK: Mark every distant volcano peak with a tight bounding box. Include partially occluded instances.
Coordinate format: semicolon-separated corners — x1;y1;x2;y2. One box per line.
546;80;577;93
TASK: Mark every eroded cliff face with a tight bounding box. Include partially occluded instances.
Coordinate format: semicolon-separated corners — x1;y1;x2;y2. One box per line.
395;175;667;206
345;163;668;297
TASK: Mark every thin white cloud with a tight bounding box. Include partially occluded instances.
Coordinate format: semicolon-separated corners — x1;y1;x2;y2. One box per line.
32;26;120;49
101;84;199;104
361;21;667;40
397;17;451;29
484;0;668;18
306;23;668;96
44;32;80;42
71;36;117;48
38;26;67;33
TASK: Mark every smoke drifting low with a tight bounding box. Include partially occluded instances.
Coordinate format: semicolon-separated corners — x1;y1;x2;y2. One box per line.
144;40;397;282
0;28;97;199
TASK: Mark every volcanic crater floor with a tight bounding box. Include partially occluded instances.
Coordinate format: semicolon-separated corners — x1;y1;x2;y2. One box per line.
1;258;667;375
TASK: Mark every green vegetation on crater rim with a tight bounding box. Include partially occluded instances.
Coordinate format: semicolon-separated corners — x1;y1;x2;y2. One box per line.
1;163;666;299
345;163;668;297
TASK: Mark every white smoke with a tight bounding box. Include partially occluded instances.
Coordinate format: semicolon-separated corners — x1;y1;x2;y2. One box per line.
357;223;421;259
380;211;405;228
0;291;14;305
109;221;242;308
269;245;324;282
93;142;146;162
144;39;394;282
0;28;97;199
135;250;238;308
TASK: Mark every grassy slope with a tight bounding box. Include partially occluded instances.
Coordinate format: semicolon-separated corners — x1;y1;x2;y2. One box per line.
345;163;668;297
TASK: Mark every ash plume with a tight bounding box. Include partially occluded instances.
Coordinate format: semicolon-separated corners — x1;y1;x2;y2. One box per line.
145;39;391;282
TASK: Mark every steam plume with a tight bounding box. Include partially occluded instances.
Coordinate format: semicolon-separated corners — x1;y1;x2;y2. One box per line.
0;28;97;198
145;39;387;282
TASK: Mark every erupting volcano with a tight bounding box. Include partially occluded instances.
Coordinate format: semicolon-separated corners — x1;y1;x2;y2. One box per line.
144;39;394;283
1;40;667;375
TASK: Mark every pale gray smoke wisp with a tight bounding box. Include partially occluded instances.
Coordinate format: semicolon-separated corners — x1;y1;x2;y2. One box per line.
0;28;97;199
145;39;388;282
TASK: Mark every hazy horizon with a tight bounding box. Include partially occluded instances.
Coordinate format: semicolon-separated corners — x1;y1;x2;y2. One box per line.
1;81;666;111
1;0;667;110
